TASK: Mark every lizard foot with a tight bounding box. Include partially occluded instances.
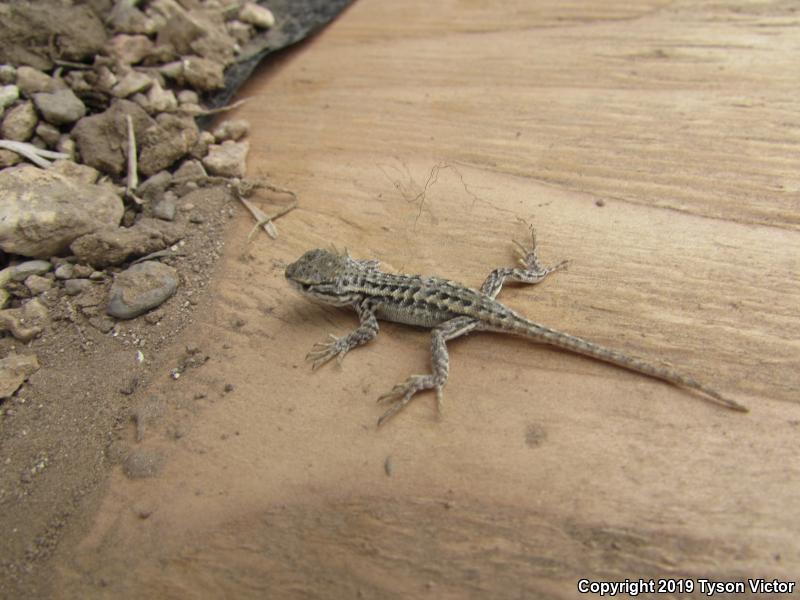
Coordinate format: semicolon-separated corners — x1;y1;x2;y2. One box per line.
306;334;350;370
376;375;443;427
513;222;569;274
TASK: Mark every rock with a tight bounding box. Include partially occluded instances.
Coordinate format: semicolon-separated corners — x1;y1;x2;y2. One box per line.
202;140;249;177
138;114;200;176
0;65;15;85
107;34;154;65
32;88;87;126
0;353;39;398
70;221;171;267
226;20;254;45
182;56;225;91
35;122;61;147
0;298;48;341
212;119;249;142
176;89;198;105
190;130;214;160
0;165;123;258
156;5;236;64
64;278;91;296
54;263;74;279
11;260;52;281
71;100;155;176
138;217;183;245
107;261;178;319
0;4;107;71
0;84;19;110
94;65;119;94
25;274;53;295
49;160;100;185
145;82;177;113
173;159;206;180
108;2;156;35
138;170;172;202
72;264;94;278
56;136;76;160
111;71;153;98
63;70;92;96
122;447;164;479
0;149;21;168
239;2;275;29
15;66;61;95
1;101;37;141
153;195;176;221
158;60;184;81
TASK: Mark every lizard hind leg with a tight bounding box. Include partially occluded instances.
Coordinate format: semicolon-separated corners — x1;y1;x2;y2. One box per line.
480;222;569;299
376;316;477;426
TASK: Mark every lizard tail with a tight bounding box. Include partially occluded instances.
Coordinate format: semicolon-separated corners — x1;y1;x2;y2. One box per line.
500;317;748;412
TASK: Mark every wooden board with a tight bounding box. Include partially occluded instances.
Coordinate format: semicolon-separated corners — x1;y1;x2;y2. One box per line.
57;1;800;597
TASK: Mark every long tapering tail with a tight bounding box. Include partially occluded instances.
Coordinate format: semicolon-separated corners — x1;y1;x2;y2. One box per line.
500;316;748;412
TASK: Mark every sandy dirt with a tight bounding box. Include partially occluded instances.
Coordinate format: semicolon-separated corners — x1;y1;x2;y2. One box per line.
2;0;799;598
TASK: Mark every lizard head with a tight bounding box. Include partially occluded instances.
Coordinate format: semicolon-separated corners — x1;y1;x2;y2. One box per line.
285;249;352;306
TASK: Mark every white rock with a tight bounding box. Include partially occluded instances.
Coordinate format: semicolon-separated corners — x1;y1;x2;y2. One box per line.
202;140;249;178
0;165;124;258
239;2;275;29
0;85;19;110
177;89;198;105
212;119;249;142
146;81;178;113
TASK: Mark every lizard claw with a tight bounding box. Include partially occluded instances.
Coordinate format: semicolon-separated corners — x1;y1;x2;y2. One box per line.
376;375;442;426
306;334;349;370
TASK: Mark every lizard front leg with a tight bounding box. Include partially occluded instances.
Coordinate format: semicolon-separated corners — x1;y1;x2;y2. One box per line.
480;223;568;299
306;299;379;370
376;316;477;426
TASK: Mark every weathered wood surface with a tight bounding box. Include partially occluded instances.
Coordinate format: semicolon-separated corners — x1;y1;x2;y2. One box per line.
59;1;799;597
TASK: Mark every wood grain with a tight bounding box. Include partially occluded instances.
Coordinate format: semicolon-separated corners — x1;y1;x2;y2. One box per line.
58;1;800;597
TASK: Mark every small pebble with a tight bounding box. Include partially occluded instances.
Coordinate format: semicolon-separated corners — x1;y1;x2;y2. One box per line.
177;89;199;105
63;279;91;296
239;2;276;28
12;260;52;281
71;264;94;278
25;275;53;295
0;65;16;85
212;119;250;142
153;197;176;221
0;85;19;110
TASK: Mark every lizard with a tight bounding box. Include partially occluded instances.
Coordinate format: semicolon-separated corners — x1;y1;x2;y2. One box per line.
284;226;748;426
